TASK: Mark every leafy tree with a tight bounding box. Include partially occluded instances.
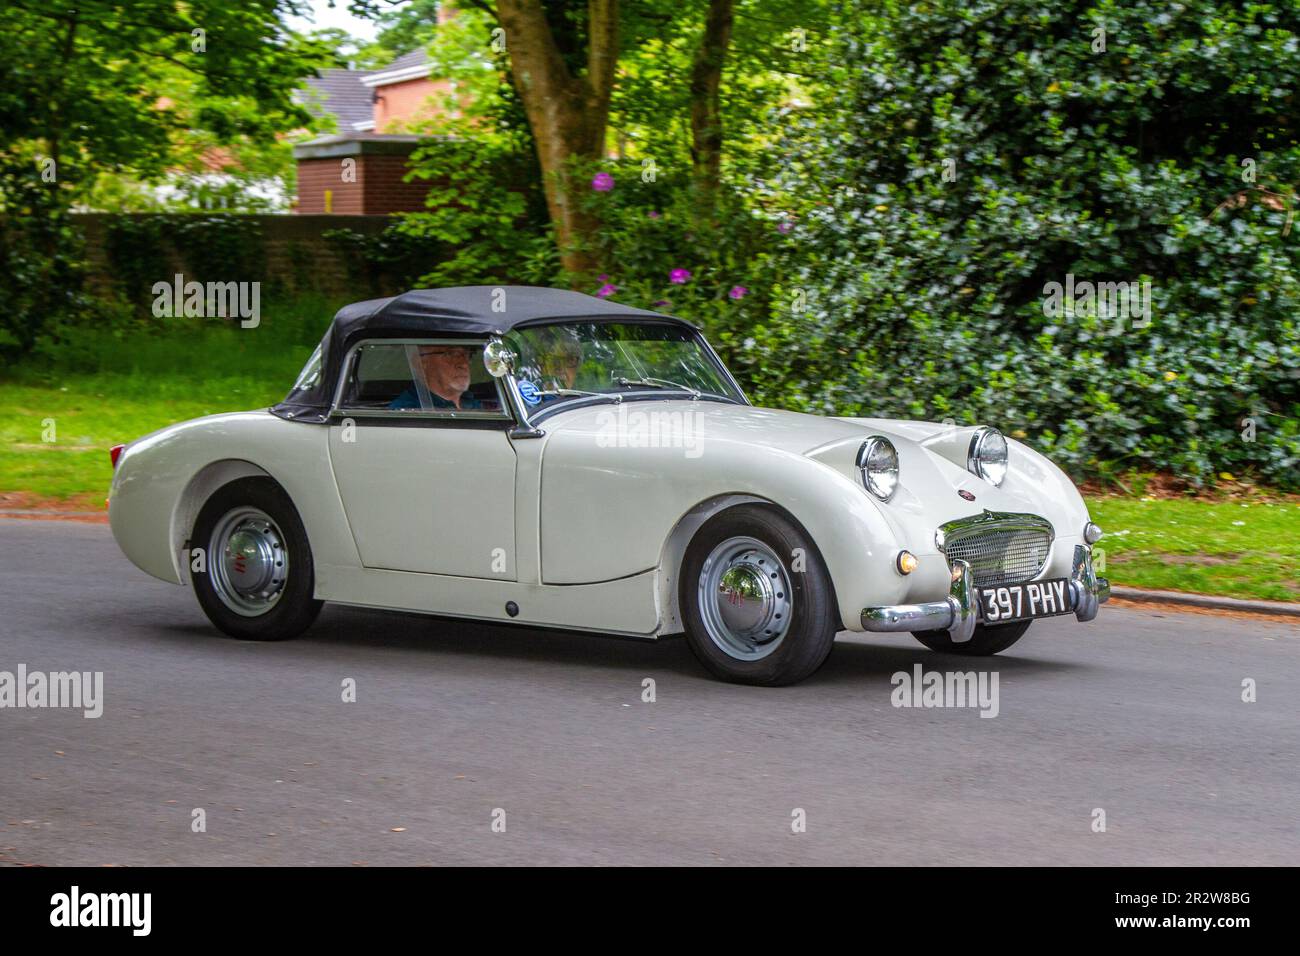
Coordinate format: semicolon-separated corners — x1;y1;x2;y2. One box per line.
688;0;733;209
80;42;350;214
609;1;832;192
487;0;619;277
349;0;830;278
1;1;330;186
349;4;553;286
0;0;336;353
353;0;444;64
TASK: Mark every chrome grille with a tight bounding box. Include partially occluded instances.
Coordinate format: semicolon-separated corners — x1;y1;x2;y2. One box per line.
942;523;1052;588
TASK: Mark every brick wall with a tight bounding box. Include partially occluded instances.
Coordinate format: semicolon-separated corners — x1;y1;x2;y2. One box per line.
295;152;429;215
75;213;404;301
295;158;366;215
362;154;431;214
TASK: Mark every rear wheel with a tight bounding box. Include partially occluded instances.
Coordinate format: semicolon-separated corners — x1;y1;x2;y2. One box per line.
912;620;1032;656
191;478;322;641
680;505;838;686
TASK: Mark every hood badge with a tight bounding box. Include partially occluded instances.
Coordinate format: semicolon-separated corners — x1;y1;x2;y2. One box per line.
958;489;976;501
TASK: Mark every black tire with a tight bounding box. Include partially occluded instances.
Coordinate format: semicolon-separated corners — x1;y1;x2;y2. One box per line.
679;504;838;686
190;477;323;641
912;619;1032;656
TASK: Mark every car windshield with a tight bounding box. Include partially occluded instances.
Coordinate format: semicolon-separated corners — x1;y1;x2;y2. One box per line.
504;321;743;412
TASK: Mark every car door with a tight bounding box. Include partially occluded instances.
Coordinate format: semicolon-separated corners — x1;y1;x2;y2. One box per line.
326;339;518;580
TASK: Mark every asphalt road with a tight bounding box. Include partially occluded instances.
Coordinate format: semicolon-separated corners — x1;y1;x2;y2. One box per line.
1;518;1297;866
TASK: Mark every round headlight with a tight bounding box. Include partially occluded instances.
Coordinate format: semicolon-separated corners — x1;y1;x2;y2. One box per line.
857;436;899;501
968;426;1009;487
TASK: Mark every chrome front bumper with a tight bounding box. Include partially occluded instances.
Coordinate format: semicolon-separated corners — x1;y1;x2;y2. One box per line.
860;545;1110;643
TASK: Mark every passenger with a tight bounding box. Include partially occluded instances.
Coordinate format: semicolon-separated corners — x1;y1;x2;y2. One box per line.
538;336;583;390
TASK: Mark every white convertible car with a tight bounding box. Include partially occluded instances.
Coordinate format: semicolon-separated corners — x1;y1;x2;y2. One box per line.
109;286;1109;685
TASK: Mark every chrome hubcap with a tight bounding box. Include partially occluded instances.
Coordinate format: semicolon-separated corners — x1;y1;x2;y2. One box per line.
698;536;793;661
209;507;288;617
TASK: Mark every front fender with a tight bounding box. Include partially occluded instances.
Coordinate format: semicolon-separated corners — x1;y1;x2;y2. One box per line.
537;425;922;631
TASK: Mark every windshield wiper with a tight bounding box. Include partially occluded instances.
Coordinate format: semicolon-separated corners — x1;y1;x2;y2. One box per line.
615;376;701;398
530;387;624;409
535;387;604;398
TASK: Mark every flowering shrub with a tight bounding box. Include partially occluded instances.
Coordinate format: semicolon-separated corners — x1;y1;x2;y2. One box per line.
567;158;779;367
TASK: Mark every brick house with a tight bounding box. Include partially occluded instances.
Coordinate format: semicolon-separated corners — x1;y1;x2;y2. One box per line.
293;47;455;214
293;132;428;215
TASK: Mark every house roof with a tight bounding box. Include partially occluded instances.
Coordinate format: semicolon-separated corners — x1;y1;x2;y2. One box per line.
297;48;433;133
298;68;375;132
387;48;433;73
291;131;426;159
361;49;433;87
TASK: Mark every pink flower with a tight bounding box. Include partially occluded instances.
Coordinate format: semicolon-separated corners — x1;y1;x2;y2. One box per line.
729;285;748;299
591;172;614;192
597;273;609;281
777;221;794;235
669;268;692;284
648;210;661;219
595;283;617;298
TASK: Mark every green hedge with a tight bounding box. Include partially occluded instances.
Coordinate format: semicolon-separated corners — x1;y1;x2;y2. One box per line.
740;0;1300;489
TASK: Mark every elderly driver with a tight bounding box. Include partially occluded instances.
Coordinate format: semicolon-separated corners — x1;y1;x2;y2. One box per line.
390;344;485;410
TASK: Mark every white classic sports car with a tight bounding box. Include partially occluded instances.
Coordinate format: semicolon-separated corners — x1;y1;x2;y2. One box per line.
109;286;1109;685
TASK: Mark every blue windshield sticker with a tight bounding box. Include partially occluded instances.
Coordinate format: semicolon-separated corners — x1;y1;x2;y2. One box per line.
518;380;541;405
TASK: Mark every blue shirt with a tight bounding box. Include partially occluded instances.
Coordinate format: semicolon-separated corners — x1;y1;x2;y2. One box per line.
388;387;486;411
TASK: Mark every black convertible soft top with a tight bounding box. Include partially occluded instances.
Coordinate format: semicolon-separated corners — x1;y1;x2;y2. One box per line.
271;285;694;422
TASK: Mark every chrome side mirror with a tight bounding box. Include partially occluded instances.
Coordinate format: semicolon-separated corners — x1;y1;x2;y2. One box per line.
483;339;516;378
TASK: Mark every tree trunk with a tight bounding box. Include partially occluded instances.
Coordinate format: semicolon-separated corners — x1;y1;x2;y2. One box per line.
496;0;619;281
689;0;733;216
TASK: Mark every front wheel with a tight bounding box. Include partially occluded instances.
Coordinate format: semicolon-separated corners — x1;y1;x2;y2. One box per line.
679;505;839;686
912;619;1032;656
190;477;322;641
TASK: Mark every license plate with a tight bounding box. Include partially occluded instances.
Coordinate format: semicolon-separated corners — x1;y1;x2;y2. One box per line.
978;578;1073;623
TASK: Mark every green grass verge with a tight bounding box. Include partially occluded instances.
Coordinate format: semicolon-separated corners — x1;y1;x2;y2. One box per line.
1087;497;1300;603
0;297;332;502
0;382;280;499
2;305;1295;602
